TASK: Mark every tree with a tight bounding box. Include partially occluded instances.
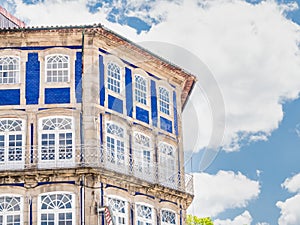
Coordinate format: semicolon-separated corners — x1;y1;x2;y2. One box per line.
186;215;214;225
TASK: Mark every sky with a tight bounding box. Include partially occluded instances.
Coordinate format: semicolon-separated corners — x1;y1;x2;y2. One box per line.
1;0;300;224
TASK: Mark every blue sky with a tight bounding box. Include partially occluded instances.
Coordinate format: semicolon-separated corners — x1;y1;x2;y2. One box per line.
2;0;300;224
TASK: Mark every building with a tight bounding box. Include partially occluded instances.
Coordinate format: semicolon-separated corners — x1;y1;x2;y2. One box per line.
0;6;25;28
0;24;195;225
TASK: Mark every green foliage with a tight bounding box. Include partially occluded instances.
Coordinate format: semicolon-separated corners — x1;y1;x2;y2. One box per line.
186;215;214;225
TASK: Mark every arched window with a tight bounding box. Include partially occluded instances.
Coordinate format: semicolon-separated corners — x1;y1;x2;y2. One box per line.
107;62;121;94
134;75;147;105
39;117;74;167
133;132;152;180
158;142;176;188
0;119;25;169
161;209;176;225
107;196;128;225
46;55;69;82
0;56;19;84
106;122;126;168
39;192;74;225
159;87;170;115
0;195;22;225
135;203;154;225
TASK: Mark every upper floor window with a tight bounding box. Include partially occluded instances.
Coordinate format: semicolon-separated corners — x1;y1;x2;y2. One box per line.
107;197;128;225
0;195;22;225
133;132;152;178
46;55;69;82
159;87;170;115
134;75;147;105
39;117;74;166
107;62;121;94
159;142;176;187
0;119;25;169
39;192;74;225
161;209;176;225
0;56;19;84
106;122;126;167
136;203;154;225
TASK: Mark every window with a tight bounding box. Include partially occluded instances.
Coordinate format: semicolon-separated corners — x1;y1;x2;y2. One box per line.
134;75;147;105
159;143;176;187
136;204;154;225
159;87;170;115
0;119;24;169
107;62;121;94
133;132;152;179
161;210;176;225
39;192;74;225
39;117;74;166
106;122;126;168
107;197;128;225
0;56;19;84
0;195;22;225
46;55;69;82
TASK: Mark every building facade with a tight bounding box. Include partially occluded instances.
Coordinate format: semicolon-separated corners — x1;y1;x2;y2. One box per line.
0;6;25;29
0;25;195;225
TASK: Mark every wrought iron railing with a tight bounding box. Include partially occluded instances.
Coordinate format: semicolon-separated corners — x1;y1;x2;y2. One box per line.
0;145;194;195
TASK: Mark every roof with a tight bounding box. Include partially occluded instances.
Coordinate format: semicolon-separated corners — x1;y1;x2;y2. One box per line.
0;24;196;108
0;6;25;28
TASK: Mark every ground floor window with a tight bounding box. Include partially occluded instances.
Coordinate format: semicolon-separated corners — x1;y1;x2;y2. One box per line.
0;195;22;225
39;192;75;225
135;203;154;225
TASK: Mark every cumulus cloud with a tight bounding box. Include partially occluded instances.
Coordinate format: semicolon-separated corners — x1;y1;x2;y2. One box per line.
187;171;260;217
214;210;252;225
282;173;300;193
277;194;300;225
277;173;300;225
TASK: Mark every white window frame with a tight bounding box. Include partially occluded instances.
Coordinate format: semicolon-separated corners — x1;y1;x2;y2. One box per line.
158;86;171;116
161;209;177;225
0;119;25;170
45;54;70;83
105;122;128;171
0;194;23;225
135;203;155;225
133;132;153;181
0;56;20;84
134;74;148;106
107;195;128;225
106;61;122;94
38;191;75;225
38;116;75;168
158;142;177;188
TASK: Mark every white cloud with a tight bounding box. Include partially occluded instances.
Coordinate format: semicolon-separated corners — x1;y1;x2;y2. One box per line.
282;173;300;193
187;171;260;217
214;210;252;225
256;222;270;225
277;194;300;225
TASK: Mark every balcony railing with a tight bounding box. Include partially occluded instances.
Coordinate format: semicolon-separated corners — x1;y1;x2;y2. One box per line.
0;145;194;195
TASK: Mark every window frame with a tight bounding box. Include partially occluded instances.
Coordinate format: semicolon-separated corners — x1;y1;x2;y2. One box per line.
0;194;23;225
158;86;171;116
105;121;128;171
45;54;70;83
38;116;75;168
0;56;20;84
106;195;128;225
135;202;155;225
134;74;148;107
0;118;25;170
106;61;123;95
132;131;153;181
158;142;177;188
38;191;75;225
161;209;177;225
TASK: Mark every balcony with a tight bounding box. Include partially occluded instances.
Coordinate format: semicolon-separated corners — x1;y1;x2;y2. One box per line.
0;145;194;195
